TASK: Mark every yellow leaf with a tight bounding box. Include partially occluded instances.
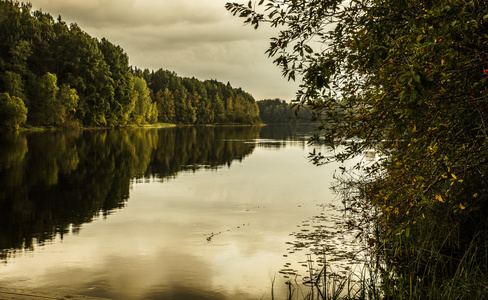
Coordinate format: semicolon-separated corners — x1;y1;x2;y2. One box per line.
441;59;445;66
459;203;466;210
473;193;478;198
435;195;445;203
451;173;457;180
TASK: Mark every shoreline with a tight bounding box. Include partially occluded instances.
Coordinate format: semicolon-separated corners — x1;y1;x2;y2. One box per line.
16;122;265;133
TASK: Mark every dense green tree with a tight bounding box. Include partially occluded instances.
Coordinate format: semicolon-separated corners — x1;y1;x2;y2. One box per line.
60;25;115;126
27;72;79;126
56;83;79;126
228;0;488;297
187;91;201;123
98;38;134;125
0;1;122;126
149;69;173;93
146;101;158;124
0;92;27;130
257;99;310;123
144;69;260;125
0;0;259;128
156;88;176;123
29;10;56;76
8;40;32;77
233;91;260;124
131;76;152;124
173;85;191;124
182;77;214;124
212;94;226;123
2;71;25;101
225;96;235;122
0;2;35;71
196;96;214;124
29;72;59;125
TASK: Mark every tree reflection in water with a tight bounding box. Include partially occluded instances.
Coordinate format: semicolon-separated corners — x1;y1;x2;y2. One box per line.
0;126;260;260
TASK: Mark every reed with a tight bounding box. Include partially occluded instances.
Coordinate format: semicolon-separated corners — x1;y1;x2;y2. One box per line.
272;230;488;300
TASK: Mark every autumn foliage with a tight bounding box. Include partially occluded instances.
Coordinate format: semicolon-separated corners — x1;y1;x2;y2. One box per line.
228;0;488;297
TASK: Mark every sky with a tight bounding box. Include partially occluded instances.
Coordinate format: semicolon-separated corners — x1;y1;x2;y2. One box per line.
27;0;300;101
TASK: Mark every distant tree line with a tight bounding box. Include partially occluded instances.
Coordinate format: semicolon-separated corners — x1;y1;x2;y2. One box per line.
0;0;260;130
133;68;260;125
257;99;310;124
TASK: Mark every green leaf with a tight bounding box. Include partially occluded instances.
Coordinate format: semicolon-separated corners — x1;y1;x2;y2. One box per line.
419;193;428;205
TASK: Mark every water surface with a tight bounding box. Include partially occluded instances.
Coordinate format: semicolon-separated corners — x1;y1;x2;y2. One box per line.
0;125;357;299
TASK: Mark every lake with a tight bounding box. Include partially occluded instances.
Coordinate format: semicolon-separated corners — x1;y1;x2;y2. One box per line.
0;125;362;299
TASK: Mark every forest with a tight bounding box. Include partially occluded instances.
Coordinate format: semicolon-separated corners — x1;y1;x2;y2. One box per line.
256;98;310;124
0;0;261;130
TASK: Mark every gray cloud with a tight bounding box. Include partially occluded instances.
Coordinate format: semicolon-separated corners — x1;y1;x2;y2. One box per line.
29;0;299;100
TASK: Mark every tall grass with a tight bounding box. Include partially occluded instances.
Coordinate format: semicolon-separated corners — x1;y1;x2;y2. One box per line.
375;224;488;299
273;251;382;300
272;225;488;299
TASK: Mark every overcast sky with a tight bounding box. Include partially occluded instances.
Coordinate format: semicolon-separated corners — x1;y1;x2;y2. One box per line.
27;0;300;100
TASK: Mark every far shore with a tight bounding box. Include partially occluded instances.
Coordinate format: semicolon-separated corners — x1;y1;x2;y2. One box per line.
15;122;268;133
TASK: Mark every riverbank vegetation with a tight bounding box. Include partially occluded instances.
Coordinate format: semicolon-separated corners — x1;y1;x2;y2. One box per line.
0;0;260;130
228;0;488;298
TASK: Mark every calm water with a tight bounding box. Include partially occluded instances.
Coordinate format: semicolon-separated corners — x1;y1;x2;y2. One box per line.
0;125;361;299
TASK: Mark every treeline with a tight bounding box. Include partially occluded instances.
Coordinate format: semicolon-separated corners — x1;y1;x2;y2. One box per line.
0;0;260;130
134;68;260;125
257;99;310;124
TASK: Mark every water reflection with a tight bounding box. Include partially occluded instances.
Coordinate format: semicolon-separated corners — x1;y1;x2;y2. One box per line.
0;126;259;260
0;125;351;300
253;123;317;149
